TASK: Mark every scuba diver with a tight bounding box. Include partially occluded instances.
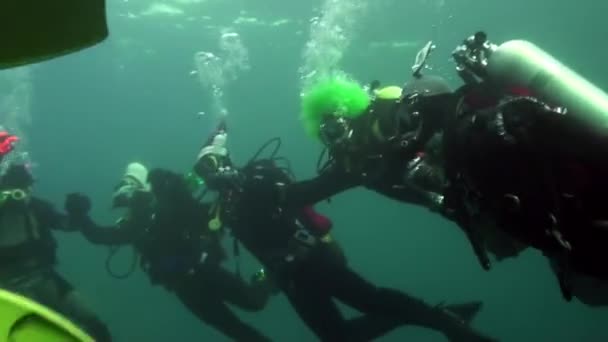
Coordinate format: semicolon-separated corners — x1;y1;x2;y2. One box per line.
262;70;493;270
1;0;108;69
65;162;273;342
0;132;111;341
190;123;498;342
294;74;447;211
394;31;608;301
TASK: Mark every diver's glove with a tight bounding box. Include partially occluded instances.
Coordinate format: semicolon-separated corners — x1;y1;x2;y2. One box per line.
65;193;91;217
64;193;92;229
209;166;242;190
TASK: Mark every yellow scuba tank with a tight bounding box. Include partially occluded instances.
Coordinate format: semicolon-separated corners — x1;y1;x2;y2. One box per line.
454;32;608;135
0;289;93;342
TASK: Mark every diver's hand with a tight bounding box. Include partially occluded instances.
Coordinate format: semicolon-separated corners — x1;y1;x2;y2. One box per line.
211;166;242;189
64;193;91;218
64;193;92;230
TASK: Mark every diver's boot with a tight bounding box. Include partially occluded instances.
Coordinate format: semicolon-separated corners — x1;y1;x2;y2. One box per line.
435;301;498;342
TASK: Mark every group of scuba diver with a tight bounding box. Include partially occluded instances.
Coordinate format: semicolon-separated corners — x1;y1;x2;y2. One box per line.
2;0;608;339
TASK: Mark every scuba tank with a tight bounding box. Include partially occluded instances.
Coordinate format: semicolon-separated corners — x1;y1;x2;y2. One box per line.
453;31;608;136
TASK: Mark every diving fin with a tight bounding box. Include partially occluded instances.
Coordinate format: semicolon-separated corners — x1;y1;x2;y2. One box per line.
0;289;94;341
461;223;492;271
443;301;483;325
0;0;109;69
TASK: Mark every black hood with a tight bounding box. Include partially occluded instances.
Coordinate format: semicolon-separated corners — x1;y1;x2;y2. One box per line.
402;75;452;97
0;164;34;189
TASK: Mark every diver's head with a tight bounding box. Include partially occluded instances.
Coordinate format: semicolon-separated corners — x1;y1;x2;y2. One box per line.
301;75;370;151
194;122;234;184
401;75;454;124
0;164;33;207
112;162;152;209
318;115;354;150
198;130;228;161
0;164;34;190
402;75;452;98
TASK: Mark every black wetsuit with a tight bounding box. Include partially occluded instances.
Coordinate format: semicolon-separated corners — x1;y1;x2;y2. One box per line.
0;195;111;341
217;160;494;342
73;169;271;342
442;83;608;283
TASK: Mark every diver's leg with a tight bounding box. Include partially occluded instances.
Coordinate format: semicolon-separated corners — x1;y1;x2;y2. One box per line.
329;266;495;342
283;273;349;342
175;276;271;342
60;288;113;342
203;266;271;312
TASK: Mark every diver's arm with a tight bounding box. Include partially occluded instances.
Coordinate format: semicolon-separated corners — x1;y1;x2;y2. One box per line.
375;183;442;209
63;193;133;245
281;165;360;208
30;197;131;244
77;216;133;245
30;197;77;232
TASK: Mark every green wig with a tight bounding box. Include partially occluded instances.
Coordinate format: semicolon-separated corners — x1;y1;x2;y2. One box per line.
300;76;370;139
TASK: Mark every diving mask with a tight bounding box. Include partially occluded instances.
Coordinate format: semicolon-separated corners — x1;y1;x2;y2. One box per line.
319;116;354;149
0;189;28;205
112;177;148;208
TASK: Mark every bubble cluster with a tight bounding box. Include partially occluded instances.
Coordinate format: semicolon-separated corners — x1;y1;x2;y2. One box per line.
194;30;249;118
220;31;250;82
299;0;367;92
